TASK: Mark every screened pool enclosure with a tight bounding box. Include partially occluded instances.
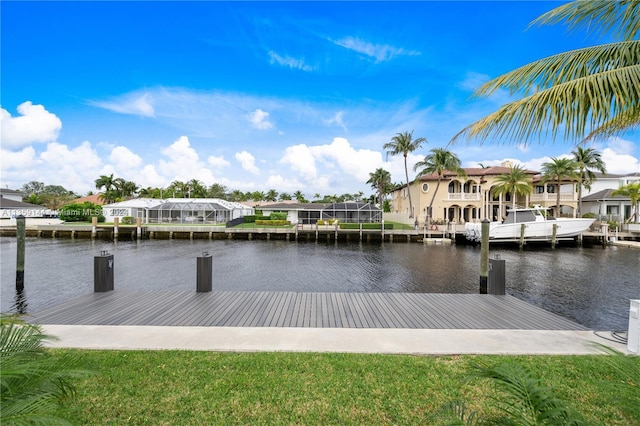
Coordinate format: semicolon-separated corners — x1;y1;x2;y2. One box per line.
321;202;382;223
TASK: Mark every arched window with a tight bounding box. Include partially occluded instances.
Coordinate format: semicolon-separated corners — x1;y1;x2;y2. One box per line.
421;183;429;193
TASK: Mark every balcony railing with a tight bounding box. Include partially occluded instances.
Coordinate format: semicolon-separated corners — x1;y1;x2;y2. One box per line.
529;193;577;202
447;193;481;201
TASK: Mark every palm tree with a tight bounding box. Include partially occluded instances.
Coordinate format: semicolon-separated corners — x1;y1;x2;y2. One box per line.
572;146;607;217
95;174;116;203
452;1;640;144
279;192;292;201
541;157;578;217
265;189;278;202
612;182;640;223
414;148;467;224
383;130;427;218
492;165;533;210
208;183;228;199
187;179;207;198
367;168;392;207
293;190;308;203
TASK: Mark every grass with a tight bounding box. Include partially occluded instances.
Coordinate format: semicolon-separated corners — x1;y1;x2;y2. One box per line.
51;351;638;425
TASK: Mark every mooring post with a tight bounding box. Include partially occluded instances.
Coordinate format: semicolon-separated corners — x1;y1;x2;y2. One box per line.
113;217;119;240
197;252;212;292
488;255;506;295
94;250;114;292
480;219;489;294
16;215;26;291
519;223;526;250
92;216;97;239
551;223;557;249
136;217;142;240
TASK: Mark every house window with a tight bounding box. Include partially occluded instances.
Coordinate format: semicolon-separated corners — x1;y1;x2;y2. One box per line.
547;185;555;193
421;183;429;193
535;185;545;194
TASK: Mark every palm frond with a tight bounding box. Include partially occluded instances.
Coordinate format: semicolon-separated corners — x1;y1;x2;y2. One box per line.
475;41;640;97
453;61;640;144
469;361;587;426
531;0;640;41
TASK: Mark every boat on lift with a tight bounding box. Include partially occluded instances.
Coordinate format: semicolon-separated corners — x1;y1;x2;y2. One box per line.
464;206;595;242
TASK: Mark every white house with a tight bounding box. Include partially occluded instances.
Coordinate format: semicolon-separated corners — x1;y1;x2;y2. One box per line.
0;189;59;226
101;198;254;224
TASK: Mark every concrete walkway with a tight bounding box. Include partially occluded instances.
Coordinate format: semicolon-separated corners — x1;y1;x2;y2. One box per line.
41;325;631;355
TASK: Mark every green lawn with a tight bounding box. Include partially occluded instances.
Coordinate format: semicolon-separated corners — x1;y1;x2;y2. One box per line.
53;351;638;425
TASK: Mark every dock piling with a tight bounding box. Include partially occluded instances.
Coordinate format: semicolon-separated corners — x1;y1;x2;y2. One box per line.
94;251;114;292
480;219;489;294
197;252;213;292
16;215;25;291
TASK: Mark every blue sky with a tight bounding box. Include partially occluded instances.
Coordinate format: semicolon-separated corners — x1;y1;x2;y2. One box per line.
2;1;639;198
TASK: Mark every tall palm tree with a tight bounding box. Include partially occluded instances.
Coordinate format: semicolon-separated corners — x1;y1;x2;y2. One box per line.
492;165;533;210
265;189;279;202
541;157;578;217
452;1;640;144
95;174;116;203
383;130;427;218
612;182;640;223
572;146;607;216
414;148;467;224
367;168;392;207
293;190;308;203
187;179;207;198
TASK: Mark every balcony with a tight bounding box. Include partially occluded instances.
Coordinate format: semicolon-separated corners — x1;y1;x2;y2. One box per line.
530;193;577;202
447;193;481;201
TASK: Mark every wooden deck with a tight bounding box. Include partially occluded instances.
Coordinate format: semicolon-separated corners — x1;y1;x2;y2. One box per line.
28;291;588;330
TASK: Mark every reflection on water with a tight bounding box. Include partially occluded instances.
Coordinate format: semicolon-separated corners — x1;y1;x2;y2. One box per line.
1;237;638;330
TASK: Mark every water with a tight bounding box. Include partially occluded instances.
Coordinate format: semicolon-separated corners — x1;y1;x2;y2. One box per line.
1;237;638;330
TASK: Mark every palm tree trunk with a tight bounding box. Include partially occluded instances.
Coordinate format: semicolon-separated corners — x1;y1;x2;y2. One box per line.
404;155;413;218
556;179;561;217
427;179;441;225
578;169;584;217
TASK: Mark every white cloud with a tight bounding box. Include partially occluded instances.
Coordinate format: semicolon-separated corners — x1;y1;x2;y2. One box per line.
235;150;259;174
323;111;347;132
601;137;640;174
207;155;230;168
268;51;314;72
1;146;36;170
264;174;304;192
281;144;318;180
158;136;216;184
331;36;419;63
281;137;385;186
247;108;273;130
109;146;143;170
0;102;62;148
91;92;155;117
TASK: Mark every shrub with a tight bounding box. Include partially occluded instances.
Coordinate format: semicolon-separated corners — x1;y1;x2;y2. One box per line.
270;212;287;221
121;216;135;225
255;220;290;226
58;202;103;222
244;215;256;223
582;212;597;219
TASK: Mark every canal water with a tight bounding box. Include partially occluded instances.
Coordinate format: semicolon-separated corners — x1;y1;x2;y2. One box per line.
1;237;638;331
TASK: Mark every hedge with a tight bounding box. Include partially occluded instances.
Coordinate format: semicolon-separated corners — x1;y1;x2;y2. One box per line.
339;223;393;230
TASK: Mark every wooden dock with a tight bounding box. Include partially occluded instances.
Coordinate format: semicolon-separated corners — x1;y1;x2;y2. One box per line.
29;291;588;330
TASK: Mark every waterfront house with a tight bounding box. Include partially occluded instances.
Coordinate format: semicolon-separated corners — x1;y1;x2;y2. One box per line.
388;161;580;227
0;189;59;226
101;198;254;224
259;202;382;225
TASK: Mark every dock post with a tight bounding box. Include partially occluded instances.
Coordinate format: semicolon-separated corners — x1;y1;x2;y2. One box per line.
16;215;26;291
136;217;142;240
488;256;506;295
197;252;212;292
519;223;526;249
480;219;489;294
113;217;119;241
551;224;557;249
94;251;114;292
92;216;97;239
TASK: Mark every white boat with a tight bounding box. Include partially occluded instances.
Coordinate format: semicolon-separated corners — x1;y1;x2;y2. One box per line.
464;206;595;242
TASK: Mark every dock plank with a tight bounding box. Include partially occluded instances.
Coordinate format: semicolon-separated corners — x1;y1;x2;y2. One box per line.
27;291;589;331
